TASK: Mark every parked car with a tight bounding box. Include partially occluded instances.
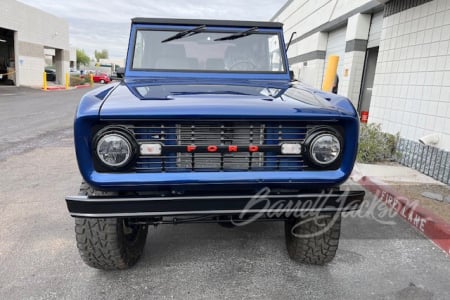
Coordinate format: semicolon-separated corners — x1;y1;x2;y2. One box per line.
70;68;81;77
92;72;110;84
66;18;365;270
44;67;56;81
0;66;7;82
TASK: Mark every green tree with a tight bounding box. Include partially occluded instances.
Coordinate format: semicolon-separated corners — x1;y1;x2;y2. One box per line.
94;49;109;62
76;49;90;68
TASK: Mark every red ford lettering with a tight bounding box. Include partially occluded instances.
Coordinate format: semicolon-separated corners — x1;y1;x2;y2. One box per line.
207;145;218;152
248;145;259;152
228;145;238;152
187;145;197;152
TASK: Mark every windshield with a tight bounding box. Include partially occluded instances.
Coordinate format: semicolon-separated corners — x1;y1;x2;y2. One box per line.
132;29;285;73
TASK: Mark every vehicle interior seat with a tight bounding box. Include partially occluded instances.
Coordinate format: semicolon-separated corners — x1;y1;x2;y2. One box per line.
205;58;225;70
187;58;200;69
155;45;189;69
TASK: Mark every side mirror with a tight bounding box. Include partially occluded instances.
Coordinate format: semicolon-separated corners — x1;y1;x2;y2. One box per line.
289;70;295;81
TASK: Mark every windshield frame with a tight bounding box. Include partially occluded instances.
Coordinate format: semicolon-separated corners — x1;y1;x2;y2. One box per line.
125;24;289;80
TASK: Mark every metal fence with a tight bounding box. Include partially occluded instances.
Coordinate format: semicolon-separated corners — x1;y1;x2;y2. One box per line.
396;138;450;185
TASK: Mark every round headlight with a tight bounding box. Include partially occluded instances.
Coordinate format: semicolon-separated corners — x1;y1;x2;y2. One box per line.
309;133;341;165
96;133;132;167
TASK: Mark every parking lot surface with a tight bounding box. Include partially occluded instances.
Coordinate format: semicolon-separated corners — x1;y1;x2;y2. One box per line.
0;87;449;299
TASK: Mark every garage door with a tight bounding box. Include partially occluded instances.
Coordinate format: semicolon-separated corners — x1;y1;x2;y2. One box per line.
324;26;347;79
367;11;384;48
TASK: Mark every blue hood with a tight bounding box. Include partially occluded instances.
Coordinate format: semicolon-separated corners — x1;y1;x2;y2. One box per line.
74;79;360;190
98;80;357;120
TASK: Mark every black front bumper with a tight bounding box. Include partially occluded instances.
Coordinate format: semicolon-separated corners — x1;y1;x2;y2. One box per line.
66;189;365;218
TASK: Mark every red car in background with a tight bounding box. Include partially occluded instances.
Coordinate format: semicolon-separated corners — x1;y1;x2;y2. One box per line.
92;72;111;84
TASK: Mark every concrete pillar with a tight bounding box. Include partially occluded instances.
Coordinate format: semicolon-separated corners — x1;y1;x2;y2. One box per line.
13;31;19;86
17;40;45;88
54;49;69;85
340;13;371;107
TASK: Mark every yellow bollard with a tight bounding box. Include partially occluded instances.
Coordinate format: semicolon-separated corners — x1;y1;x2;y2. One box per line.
322;55;339;93
43;72;47;91
90;74;94;87
65;72;70;90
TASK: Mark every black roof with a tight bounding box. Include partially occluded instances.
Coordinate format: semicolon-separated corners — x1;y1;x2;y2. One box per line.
132;18;283;29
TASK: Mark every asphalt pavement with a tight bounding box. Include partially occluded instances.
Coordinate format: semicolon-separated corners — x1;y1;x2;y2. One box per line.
0;86;449;299
0;86;81;161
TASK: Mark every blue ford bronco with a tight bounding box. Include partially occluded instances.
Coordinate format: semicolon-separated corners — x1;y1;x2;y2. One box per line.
66;18;365;270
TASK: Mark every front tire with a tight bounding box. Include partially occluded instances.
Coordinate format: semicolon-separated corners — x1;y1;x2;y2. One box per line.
217;215;237;228
285;213;341;265
100;79;105;84
74;183;148;270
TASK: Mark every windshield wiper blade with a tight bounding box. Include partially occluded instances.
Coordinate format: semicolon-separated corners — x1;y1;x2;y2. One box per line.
161;25;206;43
214;27;258;41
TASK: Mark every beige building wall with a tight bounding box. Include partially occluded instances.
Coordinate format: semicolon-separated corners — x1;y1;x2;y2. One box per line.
370;0;450;149
272;0;376;41
272;0;381;102
0;0;70;87
273;0;450;184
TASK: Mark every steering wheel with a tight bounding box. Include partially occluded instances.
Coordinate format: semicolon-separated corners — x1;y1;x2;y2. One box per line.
228;60;258;71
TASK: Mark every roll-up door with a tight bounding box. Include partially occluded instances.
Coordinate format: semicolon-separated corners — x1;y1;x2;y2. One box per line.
324;26;346;78
367;11;383;48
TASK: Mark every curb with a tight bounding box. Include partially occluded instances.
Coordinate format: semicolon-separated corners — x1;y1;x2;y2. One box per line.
42;84;91;91
355;174;450;256
75;84;91;89
42;86;68;91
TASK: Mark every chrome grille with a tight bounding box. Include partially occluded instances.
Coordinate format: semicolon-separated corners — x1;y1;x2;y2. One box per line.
176;123;264;169
129;121;308;172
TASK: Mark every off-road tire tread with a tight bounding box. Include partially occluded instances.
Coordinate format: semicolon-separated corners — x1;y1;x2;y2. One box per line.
74;182;148;270
285;214;341;265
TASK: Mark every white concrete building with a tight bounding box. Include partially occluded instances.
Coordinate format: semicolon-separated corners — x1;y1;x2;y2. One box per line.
0;0;70;87
273;0;450;184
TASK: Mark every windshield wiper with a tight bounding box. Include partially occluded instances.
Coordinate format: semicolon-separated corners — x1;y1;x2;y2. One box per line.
161;25;206;43
214;27;258;41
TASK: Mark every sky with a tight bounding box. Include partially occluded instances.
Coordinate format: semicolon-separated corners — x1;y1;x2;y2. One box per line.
17;0;287;62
